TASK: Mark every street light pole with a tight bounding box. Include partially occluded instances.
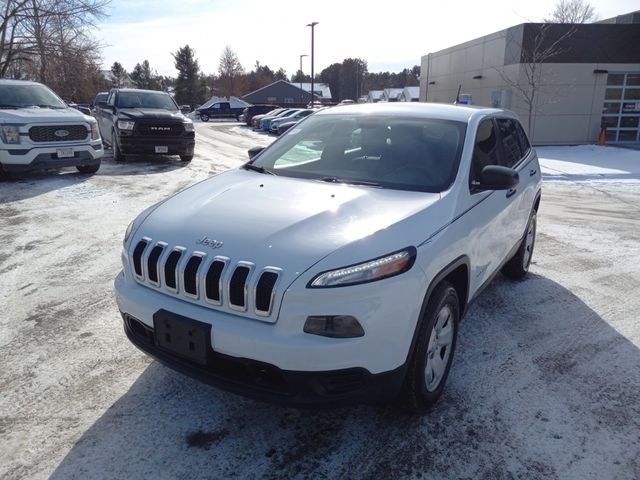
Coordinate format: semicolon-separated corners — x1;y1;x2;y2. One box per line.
299;54;308;106
306;22;318;107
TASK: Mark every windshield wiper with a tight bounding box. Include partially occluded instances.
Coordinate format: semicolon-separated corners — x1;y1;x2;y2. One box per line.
243;163;274;175
320;176;381;187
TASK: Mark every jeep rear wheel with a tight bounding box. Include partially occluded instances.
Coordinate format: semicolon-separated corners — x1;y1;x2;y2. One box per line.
180;155;193;162
399;282;459;413
502;210;537;280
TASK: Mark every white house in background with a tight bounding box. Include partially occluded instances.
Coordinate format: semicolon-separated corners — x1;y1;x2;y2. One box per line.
367;90;384;103
399;86;420;102
100;69;134;88
296;82;332;102
381;88;404;102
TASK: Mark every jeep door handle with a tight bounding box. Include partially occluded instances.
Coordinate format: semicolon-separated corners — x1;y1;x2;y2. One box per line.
529;169;537;176
506;188;517;199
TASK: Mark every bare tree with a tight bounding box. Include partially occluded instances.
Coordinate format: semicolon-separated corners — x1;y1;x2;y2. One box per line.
545;0;596;23
0;0;109;94
494;24;576;137
217;45;243;96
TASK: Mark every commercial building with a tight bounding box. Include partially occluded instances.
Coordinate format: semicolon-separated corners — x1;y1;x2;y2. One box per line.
420;13;640;145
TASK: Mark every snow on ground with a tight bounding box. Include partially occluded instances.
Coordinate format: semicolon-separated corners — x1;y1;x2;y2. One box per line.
1;126;639;480
538;145;640;182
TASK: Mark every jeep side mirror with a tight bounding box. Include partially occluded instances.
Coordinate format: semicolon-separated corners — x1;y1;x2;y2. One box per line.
248;146;265;159
478;165;519;190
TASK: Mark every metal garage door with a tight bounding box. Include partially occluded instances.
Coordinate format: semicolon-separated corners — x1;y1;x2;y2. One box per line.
602;73;640;144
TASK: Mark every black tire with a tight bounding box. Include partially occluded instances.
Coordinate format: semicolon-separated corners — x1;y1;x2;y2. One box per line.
200;114;209;122
180;155;193;162
76;162;100;174
112;130;126;162
502;210;537;280
398;282;459;413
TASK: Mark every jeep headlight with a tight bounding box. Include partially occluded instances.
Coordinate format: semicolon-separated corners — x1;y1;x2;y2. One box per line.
1;125;21;144
123;204;158;246
184;120;194;132
89;120;101;140
308;247;416;288
117;120;135;130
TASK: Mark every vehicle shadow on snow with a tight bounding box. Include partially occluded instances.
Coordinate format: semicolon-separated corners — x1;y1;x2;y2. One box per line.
98;151;189;176
0;169;94;203
50;273;640;480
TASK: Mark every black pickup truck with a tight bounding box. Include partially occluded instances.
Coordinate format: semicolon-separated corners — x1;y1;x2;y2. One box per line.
195;101;245;122
96;88;195;162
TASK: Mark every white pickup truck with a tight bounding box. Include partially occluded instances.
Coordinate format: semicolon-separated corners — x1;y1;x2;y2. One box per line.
115;103;541;411
0;79;103;176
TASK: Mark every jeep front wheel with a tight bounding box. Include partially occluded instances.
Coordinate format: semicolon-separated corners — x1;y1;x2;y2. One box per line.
200;114;209;122
399;281;459;413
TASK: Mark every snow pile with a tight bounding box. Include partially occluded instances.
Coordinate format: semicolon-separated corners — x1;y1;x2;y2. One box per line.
537;145;640;181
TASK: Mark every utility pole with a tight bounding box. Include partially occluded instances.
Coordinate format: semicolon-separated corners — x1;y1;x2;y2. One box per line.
299;54;308;106
306;22;318;107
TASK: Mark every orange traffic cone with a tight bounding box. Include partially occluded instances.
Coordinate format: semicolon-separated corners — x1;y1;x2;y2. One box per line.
598;127;606;146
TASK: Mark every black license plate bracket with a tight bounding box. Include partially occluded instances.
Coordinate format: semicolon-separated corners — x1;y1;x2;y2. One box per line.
153;310;211;366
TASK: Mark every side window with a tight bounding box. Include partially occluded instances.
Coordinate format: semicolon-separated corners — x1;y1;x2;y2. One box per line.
514;120;531;154
497;118;524;168
107;92;115;106
470;119;500;187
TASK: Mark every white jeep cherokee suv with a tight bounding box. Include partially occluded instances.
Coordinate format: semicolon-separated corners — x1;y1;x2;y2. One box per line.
115;103;541;411
0;79;103;175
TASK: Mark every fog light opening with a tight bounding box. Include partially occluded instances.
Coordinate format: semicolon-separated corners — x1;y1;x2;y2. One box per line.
303;315;364;338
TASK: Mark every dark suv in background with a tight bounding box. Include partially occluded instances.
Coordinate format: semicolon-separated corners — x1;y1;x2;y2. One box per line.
95;88;195;162
243;104;279;126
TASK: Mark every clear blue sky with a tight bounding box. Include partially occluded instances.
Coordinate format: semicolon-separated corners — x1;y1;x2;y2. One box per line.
97;0;638;78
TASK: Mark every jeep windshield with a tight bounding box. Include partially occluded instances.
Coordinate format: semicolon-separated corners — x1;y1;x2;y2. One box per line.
117;91;178;111
0;84;66;109
249;113;467;193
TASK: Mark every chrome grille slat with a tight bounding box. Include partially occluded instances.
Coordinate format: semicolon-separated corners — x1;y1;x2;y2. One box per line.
131;240;280;319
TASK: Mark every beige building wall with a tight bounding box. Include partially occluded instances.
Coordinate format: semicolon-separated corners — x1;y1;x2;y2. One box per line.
420;34;640;144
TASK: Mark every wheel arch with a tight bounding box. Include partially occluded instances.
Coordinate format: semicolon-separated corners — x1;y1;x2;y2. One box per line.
401;256;470;368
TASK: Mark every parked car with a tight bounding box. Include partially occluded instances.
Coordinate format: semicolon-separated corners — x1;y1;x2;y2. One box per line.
243;104;279;126
196;101;244;122
0;79;103;175
275;120;299;135
95;88;195;162
92;92;108;111
251;108;287;129
260;109;300;131
270;109;313;134
68;103;92;115
115;103;541;410
180;105;192;114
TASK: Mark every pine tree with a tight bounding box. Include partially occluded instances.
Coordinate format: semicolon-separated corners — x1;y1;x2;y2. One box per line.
172;45;206;106
130;60;162;90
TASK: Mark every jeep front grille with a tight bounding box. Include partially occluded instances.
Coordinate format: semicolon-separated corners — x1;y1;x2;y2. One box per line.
29;125;88;142
131;239;282;320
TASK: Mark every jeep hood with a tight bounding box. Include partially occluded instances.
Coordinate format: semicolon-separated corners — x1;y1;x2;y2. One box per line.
136;169;439;274
0;107;91;123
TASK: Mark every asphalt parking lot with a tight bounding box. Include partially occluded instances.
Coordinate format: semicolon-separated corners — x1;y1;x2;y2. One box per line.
1;123;639;479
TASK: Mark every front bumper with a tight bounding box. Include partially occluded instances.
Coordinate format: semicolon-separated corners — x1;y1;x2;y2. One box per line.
1;146;102;172
119;134;195;156
122;311;405;406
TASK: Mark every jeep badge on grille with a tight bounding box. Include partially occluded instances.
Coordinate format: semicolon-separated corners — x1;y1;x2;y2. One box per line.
196;236;224;249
